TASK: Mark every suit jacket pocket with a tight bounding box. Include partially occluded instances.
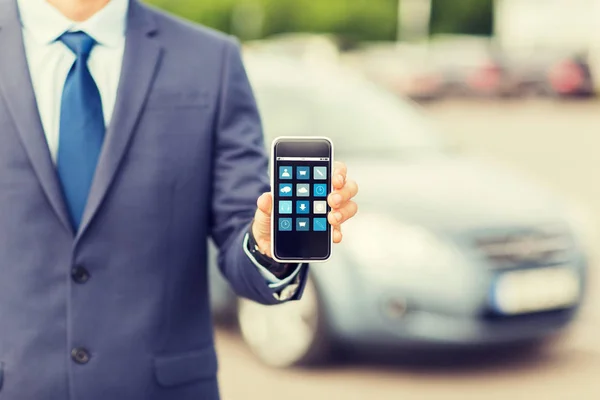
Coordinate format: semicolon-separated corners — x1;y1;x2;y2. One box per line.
145;89;209;110
154;346;218;388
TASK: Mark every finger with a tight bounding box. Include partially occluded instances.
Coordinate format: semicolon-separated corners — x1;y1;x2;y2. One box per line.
328;179;359;209
256;192;272;216
332;173;345;190
333;161;347;182
328;210;341;226
333;226;343;243
328;201;358;226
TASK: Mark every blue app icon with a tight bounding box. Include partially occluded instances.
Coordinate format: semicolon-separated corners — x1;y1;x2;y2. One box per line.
279;166;293;180
279;218;292;231
296;201;310;214
314;184;327;197
296;218;310;231
279;183;293;197
297;166;310;180
313;218;327;232
279;201;292;214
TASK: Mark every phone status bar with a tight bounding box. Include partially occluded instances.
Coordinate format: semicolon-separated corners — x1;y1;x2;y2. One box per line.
277;157;330;161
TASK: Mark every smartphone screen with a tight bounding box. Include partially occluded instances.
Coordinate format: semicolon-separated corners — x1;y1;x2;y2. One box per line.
272;137;333;262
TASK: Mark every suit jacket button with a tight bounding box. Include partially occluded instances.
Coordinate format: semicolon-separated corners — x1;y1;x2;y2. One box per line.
71;348;91;364
71;266;90;284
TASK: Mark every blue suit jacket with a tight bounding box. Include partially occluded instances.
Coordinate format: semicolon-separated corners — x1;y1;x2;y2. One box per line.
0;1;307;398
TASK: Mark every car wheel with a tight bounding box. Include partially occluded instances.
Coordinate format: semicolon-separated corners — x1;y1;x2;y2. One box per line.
237;275;330;368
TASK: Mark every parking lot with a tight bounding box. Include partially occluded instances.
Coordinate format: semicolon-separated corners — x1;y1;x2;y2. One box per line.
215;99;600;400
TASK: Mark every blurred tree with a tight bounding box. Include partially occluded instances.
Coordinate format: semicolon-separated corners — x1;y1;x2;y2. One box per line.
146;0;237;34
144;0;493;40
430;0;493;35
145;0;397;41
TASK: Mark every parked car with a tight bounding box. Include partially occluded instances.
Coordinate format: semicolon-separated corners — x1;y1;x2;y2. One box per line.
503;48;595;98
209;54;589;368
342;42;444;101
428;35;516;98
495;0;600;96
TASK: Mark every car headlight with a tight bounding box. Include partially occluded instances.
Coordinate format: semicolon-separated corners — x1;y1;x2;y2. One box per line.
341;213;468;285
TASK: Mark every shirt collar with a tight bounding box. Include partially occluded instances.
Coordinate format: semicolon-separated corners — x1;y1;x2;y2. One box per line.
17;0;129;47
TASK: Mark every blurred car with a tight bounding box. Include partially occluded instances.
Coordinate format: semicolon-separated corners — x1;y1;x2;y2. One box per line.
209;54;589;368
546;54;595;97
427;35;516;98
502;48;595;98
495;0;599;96
342;42;444;101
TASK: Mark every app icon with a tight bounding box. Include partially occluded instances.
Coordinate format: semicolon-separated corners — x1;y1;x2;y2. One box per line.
296;218;310;231
279;201;292;214
296;184;310;197
313;218;327;232
314;201;327;214
314;184;327;197
296;201;310;214
314;166;327;180
279;218;292;231
297;166;310;180
279;166;292;179
279;184;293;197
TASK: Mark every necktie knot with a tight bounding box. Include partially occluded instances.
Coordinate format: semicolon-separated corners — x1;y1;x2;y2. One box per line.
60;31;96;59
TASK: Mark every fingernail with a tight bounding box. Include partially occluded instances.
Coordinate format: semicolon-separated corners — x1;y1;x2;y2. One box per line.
334;212;342;222
332;194;342;205
336;174;344;184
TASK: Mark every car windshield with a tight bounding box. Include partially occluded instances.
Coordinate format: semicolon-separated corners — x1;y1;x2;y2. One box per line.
251;71;447;157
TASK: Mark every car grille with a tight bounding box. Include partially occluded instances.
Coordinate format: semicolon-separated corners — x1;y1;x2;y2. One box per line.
474;228;574;269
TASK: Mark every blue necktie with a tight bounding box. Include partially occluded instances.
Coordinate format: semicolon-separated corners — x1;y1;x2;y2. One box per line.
57;32;105;230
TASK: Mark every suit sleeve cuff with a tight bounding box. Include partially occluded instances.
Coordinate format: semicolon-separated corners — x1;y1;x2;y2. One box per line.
242;233;303;289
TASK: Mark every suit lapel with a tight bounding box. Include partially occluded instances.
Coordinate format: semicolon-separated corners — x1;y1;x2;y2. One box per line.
0;2;73;234
76;1;163;240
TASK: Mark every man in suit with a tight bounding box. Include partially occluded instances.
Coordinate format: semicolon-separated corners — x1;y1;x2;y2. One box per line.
0;0;359;398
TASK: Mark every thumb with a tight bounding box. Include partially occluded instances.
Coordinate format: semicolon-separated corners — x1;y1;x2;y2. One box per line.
253;192;272;239
256;192;272;216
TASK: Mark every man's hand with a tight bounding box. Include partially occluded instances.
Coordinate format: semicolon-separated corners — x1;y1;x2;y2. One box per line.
252;161;359;258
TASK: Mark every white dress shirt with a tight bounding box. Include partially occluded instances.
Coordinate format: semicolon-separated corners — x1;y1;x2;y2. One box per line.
18;0;127;164
18;0;300;296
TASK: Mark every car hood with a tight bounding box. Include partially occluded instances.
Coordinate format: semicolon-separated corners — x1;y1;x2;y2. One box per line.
347;153;570;233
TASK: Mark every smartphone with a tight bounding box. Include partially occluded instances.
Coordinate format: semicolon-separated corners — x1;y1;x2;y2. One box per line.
271;136;334;263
